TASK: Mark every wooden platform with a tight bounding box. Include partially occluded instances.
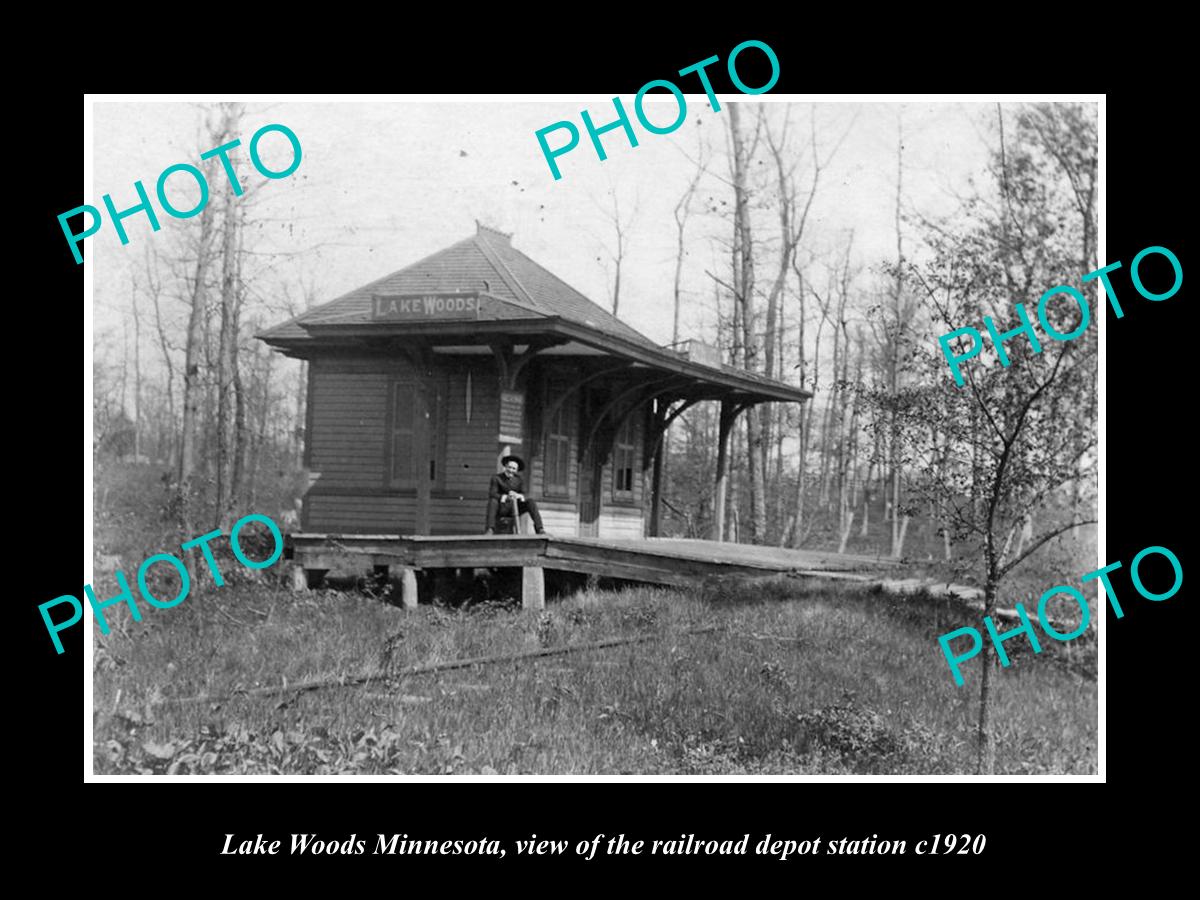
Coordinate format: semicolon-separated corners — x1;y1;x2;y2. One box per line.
286;533;894;609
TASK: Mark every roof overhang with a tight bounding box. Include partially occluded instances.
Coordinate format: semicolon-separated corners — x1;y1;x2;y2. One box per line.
258;316;811;404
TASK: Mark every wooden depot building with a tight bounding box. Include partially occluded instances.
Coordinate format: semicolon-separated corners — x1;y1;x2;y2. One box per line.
259;223;810;545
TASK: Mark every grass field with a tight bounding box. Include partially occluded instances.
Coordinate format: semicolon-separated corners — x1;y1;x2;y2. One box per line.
91;566;1097;776
90;461;1096;776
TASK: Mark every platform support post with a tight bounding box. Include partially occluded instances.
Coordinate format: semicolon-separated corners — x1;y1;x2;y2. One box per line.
713;400;733;542
649;436;665;537
292;565;327;590
399;567;419;609
522;565;545;610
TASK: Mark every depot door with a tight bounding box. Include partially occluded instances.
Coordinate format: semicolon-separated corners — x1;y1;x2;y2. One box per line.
393;374;444;536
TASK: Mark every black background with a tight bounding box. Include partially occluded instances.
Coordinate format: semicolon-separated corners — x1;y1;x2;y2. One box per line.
20;27;1187;881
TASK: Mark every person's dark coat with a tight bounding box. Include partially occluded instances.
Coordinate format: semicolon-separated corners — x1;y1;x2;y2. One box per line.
485;470;545;533
489;470;527;501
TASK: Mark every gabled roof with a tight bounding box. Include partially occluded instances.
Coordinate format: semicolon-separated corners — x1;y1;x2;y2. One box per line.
258;223;658;349
258;224;811;404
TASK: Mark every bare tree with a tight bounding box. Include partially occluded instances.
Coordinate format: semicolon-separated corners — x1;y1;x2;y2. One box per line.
145;247;177;468
882;118;921;558
129;272;142;461
280;277;321;468
177;109;222;539
594;185;639;317
759;108;801;518
214;102;247;529
656;139;709;537
727;103;768;542
813;238;854;512
672;142;707;347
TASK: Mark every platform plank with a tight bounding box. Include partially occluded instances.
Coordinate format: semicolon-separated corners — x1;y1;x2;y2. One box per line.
287;532;891;589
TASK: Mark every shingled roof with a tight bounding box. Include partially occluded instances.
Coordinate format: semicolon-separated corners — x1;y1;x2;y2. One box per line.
259;223;659;348
259;223;811;403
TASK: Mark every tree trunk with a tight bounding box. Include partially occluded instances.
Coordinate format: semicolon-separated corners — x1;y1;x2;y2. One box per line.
780;515;795;548
792;267;812;549
232;209;248;510
837;348;861;550
773;312;787;539
889;121;906;559
233;357;247;511
130;277;142;460
294;359;307;466
859;453;874;539
728;104;767;543
894;515;910;559
673;149;703;348
746;408;768;542
215;104;244;529
977;574;998;775
201;285;216;478
1015;511;1033;559
148;255;177;469
178;199;215;537
837;510;855;555
249;349;274;509
216;209;238;527
819;317;839;507
602;187;636;318
611;250;621;317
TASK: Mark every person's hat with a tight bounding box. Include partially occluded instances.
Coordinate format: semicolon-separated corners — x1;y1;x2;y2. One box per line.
501;454;525;471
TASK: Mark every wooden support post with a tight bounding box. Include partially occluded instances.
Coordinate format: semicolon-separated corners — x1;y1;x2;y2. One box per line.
713;399;734;542
399;567;419;609
649;437;665;537
522;566;545;610
292;565;327;590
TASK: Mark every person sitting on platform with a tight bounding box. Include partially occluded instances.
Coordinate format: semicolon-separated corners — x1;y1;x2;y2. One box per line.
485;455;547;535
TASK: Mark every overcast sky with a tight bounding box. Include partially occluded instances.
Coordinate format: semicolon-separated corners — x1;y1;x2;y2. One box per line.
90;98;1051;363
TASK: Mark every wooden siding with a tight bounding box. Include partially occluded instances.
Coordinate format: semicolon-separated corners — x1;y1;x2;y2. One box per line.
599;507;645;540
304;357;506;535
538;502;580;537
306;491;503;536
443;363;501;498
307;361;394;491
305;492;414;532
302;353;648;537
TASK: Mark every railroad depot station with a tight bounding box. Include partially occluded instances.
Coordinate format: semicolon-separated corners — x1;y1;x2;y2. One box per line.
260;223;879;606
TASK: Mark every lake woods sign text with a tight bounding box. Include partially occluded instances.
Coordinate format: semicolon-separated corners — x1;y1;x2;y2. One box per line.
372;292;481;320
